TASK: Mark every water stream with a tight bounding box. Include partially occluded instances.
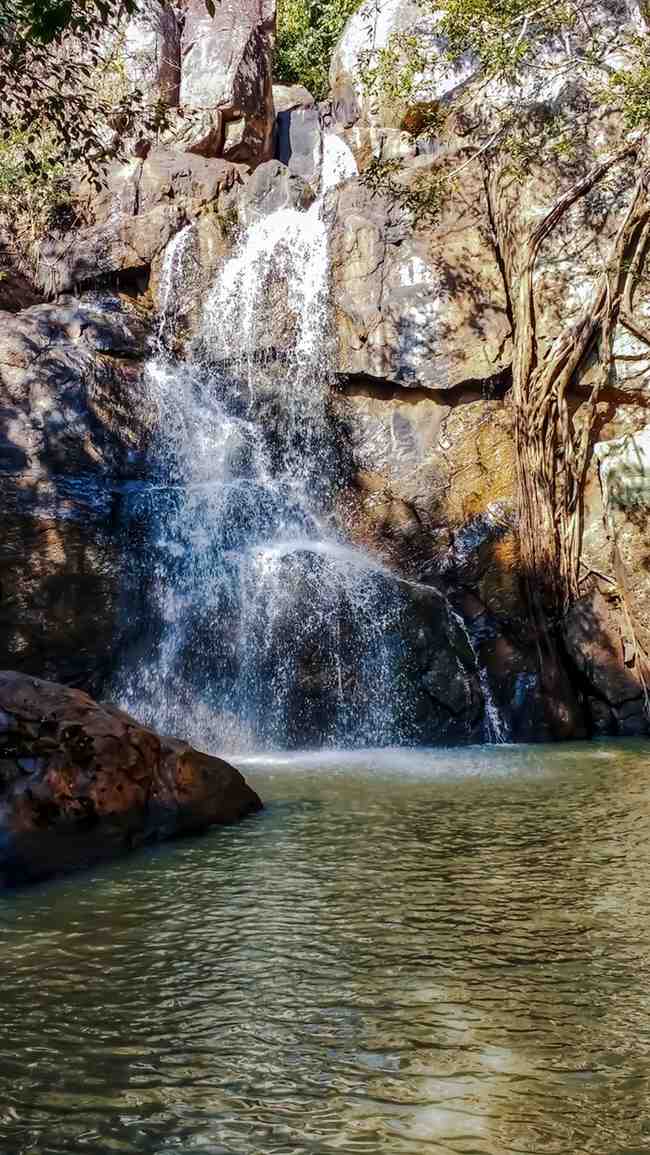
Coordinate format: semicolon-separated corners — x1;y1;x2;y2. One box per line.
114;137;486;751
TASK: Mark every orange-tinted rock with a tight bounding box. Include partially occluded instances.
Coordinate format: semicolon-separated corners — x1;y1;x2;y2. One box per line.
0;672;262;885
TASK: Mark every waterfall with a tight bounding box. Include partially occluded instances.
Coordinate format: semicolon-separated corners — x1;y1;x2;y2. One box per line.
478;666;509;744
112;136;483;752
156;222;195;346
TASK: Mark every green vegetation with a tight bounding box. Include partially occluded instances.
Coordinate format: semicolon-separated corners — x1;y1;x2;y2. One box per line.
0;129;73;242
275;0;360;99
0;0;165;272
0;2;147;181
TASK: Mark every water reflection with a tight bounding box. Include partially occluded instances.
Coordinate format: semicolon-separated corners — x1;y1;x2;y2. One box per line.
1;742;650;1153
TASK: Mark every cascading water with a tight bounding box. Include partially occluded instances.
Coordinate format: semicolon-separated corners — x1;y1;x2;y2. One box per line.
113;136;485;751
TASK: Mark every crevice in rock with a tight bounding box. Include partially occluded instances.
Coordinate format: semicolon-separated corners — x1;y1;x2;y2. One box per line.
335;366;512;406
76;266;151;300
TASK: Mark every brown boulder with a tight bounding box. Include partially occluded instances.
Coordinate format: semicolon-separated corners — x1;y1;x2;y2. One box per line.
0;671;262;885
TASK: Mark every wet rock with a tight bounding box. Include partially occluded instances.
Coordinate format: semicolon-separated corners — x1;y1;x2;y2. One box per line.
234;545;483;746
238;159;315;224
0;671;262;885
0;296;154;686
274;89;322;187
563;582;650;736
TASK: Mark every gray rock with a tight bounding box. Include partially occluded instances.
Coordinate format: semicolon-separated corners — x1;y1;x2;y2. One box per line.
37;205;181;296
329;0;476;135
275;105;322;187
238;159;315;225
179;0;275;165
137;149;246;214
123;0;181;107
331;168;512;390
41;152;245;297
273;83;315;114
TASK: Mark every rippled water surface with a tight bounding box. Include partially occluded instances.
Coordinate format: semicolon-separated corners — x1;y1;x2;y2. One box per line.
2;742;650;1154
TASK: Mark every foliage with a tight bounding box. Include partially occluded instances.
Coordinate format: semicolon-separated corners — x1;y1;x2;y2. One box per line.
359;2;650;219
0;1;138;42
606;34;650;129
362;157;449;223
435;0;577;80
275;0;360;99
0;1;166;189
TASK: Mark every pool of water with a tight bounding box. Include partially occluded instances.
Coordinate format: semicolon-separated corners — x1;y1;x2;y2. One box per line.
2;741;650;1154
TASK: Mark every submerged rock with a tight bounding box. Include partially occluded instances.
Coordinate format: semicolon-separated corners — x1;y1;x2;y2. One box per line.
0;671;262;886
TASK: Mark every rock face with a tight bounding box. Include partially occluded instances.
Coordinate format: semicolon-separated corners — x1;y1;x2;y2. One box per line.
180;0;275;164
329;0;474;135
273;84;322;187
330;170;512;391
323;0;650;739
0;296;154;688
0;671;261;885
119;0;275;167
123;0;182;108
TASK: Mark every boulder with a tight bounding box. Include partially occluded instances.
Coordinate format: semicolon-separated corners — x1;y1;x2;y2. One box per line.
137;148;246;214
227;544;483;745
333;381;559;738
329;0;475;136
123;0;181;107
0;296;154;687
42;152;245;297
331;169;512;390
273;84;315;115
0;671;262;885
273;85;322;187
37;204;181;296
564;588;649;735
179;0;275;165
237;158;315;224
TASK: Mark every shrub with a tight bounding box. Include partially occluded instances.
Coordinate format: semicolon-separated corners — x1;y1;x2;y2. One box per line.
275;0;360;100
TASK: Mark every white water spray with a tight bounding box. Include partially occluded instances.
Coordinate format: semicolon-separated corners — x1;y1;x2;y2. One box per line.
113;135;496;750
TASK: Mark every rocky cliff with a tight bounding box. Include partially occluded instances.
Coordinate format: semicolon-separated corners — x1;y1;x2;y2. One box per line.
1;0;649;742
